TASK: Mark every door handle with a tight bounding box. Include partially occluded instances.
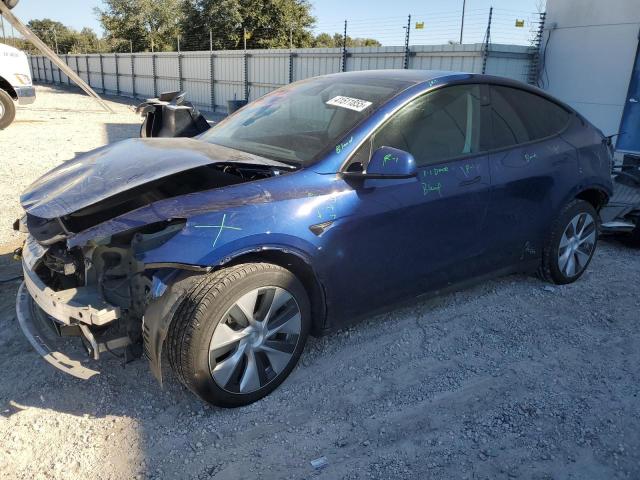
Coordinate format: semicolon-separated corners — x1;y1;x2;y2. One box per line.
459;175;481;187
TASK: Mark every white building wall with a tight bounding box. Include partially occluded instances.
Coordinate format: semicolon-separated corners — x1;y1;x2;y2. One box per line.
544;0;640;135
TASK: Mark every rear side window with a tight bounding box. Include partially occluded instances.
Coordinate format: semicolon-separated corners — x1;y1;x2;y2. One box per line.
489;85;570;149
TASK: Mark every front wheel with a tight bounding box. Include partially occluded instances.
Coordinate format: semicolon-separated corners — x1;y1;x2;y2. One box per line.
167;263;310;407
0;89;16;129
540;199;599;285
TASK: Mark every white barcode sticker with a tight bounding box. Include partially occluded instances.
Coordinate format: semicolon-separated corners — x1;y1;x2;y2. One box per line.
326;95;372;112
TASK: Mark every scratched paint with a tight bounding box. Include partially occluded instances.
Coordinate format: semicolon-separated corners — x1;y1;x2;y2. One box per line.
194;213;242;248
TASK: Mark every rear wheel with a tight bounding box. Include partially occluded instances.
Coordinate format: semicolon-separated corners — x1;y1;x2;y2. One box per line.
167;263;310;407
540;199;599;284
0;89;16;129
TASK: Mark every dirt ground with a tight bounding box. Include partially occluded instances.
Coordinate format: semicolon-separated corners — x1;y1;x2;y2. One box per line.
0;85;639;480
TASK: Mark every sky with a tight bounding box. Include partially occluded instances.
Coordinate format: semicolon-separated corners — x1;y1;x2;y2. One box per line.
6;0;545;46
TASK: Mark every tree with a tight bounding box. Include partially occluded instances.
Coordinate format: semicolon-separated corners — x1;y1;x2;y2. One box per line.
312;33;382;48
71;28;101;54
96;0;183;52
180;0;242;50
179;0;316;50
26;19;76;54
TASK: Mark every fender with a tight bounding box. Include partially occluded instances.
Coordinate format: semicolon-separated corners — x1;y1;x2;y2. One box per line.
142;242;326;384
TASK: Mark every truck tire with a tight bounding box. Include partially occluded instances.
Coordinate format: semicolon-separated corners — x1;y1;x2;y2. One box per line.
167;263;310;407
0;89;16;129
539;199;599;285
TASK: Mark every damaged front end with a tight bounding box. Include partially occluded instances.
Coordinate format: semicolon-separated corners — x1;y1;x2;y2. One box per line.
15;137;294;380
16;220;185;379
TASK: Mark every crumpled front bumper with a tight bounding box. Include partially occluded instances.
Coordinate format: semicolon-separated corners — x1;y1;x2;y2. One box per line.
20;235;120;326
16;282;100;379
15;236;123;379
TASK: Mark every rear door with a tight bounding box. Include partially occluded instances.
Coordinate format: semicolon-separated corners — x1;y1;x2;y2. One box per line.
485;85;575;268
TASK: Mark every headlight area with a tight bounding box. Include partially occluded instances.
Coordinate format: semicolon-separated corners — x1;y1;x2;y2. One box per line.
18;219;187;376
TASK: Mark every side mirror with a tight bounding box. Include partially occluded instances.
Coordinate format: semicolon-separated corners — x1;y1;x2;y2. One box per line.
343;146;417;179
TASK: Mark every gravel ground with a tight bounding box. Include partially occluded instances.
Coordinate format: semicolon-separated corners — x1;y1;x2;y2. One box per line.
1;85;639;480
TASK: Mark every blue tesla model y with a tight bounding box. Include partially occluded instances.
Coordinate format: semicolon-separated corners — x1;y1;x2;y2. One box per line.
15;70;613;406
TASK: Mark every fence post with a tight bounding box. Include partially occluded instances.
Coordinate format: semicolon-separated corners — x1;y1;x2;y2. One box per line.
214;30;216;112
289;51;295;83
114;53;120;95
527;11;546;85
66;55;71;85
403;15;411;69
99;53;105;92
243;28;249;101
152;52;157;97
85;55;90;87
481;7;493;74
341;20;347;72
75;56;80;85
177;36;183;92
131;59;136;98
130;41;136;98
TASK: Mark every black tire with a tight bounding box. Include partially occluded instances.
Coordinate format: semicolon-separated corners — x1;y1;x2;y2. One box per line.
539;199;599;285
167;263;310;407
0;89;16;130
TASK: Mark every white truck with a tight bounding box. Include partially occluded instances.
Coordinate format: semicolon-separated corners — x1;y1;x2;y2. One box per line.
0;42;35;128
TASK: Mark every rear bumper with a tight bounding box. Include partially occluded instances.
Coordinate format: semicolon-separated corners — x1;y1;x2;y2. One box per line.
15;86;35;105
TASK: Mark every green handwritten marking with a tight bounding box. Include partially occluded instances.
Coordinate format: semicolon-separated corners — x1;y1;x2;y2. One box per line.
424;166;449;176
460;164;478;177
317;196;338;220
335;136;354;154
524;152;537;162
194;213;242;248
421;182;442;197
382;153;399;166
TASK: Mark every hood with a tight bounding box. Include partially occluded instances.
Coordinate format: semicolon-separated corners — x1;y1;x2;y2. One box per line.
21;137;292;220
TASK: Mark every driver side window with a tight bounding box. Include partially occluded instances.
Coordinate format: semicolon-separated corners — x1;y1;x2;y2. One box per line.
369;85;484;167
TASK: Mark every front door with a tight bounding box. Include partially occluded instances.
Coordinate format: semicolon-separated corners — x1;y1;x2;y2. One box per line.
617;36;640;154
320;84;493;320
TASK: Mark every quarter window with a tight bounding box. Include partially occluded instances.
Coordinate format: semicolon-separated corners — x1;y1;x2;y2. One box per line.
370;85;484;167
489;86;570;149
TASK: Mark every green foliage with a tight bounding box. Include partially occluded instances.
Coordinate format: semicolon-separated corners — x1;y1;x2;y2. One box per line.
14;1;383;55
312;33;382;48
95;0;183;52
179;0;316;50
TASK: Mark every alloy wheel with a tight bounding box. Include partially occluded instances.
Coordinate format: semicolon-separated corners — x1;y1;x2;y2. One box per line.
557;212;596;277
208;286;302;394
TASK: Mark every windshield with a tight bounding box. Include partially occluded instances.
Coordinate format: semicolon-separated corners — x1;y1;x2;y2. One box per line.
200;75;413;166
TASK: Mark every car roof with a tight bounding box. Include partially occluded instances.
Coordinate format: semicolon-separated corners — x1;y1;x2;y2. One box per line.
322;69;466;85
322;69;575;113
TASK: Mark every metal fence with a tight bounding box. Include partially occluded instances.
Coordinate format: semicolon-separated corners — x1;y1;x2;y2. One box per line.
29;42;534;114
